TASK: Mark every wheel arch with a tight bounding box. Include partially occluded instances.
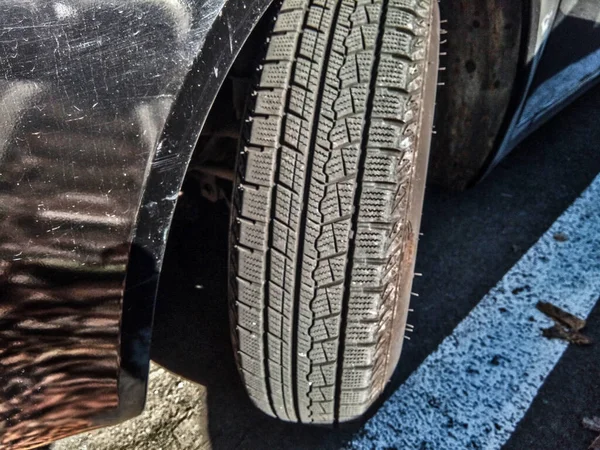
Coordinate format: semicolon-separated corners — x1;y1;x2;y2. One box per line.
122;0;276;418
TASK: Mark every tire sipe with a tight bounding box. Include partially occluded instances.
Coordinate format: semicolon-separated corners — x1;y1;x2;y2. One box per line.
229;0;439;424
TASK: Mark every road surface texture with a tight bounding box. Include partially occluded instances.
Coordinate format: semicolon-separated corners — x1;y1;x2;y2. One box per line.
54;84;600;450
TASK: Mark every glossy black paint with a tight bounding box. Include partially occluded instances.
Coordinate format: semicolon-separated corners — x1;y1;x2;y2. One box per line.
0;0;271;448
511;0;600;142
490;0;600;171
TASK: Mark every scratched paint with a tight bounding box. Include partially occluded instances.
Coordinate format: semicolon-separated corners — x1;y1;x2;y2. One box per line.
0;0;226;447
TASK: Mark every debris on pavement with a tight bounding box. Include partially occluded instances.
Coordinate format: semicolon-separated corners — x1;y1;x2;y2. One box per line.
553;232;569;242
536;301;592;345
583;416;600;433
541;325;593;345
582;417;600;449
537;301;586;331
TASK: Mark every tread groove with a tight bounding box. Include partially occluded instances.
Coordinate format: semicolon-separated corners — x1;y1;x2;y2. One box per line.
333;0;389;424
290;0;345;422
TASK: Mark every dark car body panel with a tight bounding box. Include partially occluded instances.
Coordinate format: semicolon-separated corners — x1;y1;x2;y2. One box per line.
0;0;597;447
491;0;600;170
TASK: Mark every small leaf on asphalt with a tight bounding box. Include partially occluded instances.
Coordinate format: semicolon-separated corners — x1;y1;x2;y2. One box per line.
553;232;569;242
536;301;592;345
536;301;587;331
583;417;600;433
541;325;593;345
583;417;600;449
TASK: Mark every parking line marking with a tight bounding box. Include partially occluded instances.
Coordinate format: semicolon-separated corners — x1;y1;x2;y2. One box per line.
347;175;600;450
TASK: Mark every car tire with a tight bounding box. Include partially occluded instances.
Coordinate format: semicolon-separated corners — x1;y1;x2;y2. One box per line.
229;0;439;424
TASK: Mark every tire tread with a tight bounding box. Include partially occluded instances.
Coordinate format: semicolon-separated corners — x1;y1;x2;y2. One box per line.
230;0;433;424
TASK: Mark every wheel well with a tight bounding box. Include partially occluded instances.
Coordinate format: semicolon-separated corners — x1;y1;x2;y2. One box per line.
186;4;278;197
428;0;524;191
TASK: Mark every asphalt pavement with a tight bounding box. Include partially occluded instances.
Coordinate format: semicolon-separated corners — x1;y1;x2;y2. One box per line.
54;84;600;450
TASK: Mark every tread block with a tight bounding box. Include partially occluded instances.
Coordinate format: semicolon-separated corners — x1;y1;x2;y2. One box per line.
343;345;377;366
255;88;287;116
237;247;266;283
389;0;424;14
274;184;301;227
240;185;271;222
376;55;410;89
282;114;309;149
266;33;300;61
309;316;341;345
367;119;401;147
387;7;419;32
372;87;412;121
333;85;368;118
340;390;370;406
272;219;291;253
332;88;355;118
351;262;385;287
324;145;359;182
348;24;378;51
270;248;289;288
319;181;354;222
249;116;282;148
311;285;344;316
280;0;307;11
328;116;362;148
245;147;276;186
298;30;320;60
338;404;371;421
307;360;337;384
268;282;287;315
306;6;325;30
316;219;351;257
339;54;359;87
346;321;378;343
381;28;414;55
261;61;293;88
279;146;306;193
363;150;404;183
293;57;315;89
238;218;268;250
357;185;398;222
238;326;263;361
340;367;372;390
349;5;369;26
355;225;388;258
238;348;264;377
268;310;284;337
237;302;262;331
274;9;305;32
289;86;309;118
267;332;283;359
313;254;346;285
236;277;263;309
348;291;382;321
